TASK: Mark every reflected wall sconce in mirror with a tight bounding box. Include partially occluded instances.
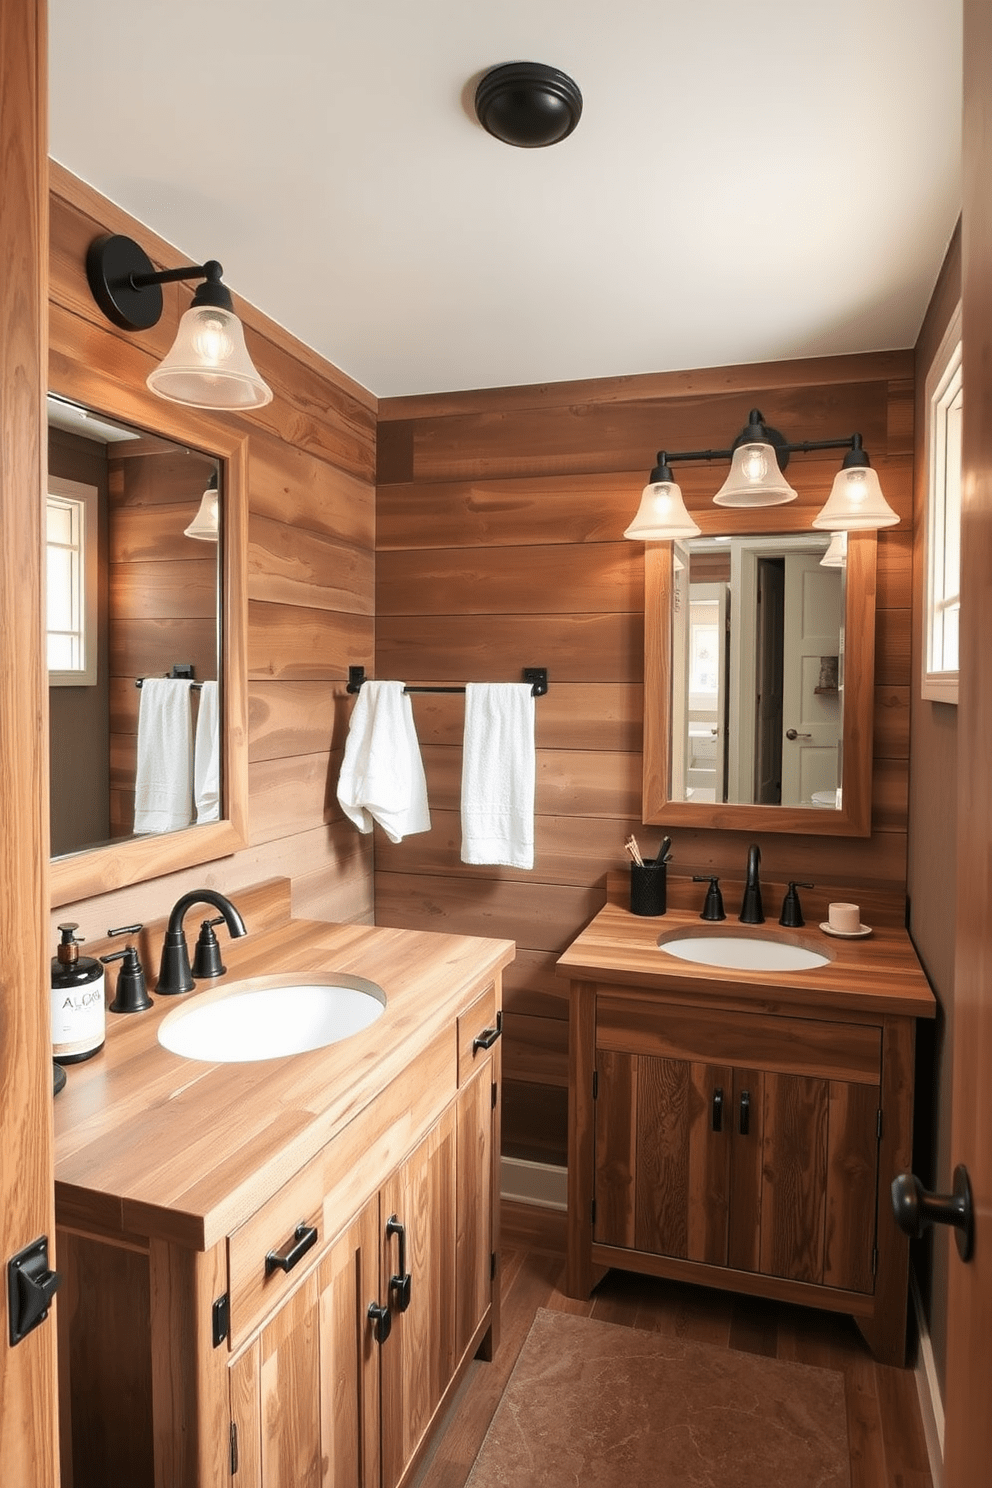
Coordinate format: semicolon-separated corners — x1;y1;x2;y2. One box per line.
184;471;220;542
820;530;848;567
624;408;899;539
85;234;273;411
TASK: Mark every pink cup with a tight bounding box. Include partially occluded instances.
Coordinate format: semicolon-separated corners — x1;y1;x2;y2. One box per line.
828;902;861;933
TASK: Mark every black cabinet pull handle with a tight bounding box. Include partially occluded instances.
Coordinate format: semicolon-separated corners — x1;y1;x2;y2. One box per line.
368;1300;391;1344
265;1221;318;1276
711;1088;724;1132
739;1090;750;1136
386;1214;412;1312
472;1014;502;1054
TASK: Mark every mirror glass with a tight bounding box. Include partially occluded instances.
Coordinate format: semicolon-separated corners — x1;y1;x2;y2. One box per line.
47;394;222;859
670;533;844;809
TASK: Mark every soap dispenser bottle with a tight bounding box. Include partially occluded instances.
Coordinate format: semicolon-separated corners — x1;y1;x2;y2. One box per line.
51;923;105;1063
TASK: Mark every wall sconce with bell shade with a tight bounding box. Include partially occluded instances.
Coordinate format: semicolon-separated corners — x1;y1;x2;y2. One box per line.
624;408;899;540
184;471;220;542
85;234;273;411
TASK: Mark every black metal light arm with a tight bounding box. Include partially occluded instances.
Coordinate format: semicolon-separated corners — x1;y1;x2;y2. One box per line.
86;234;234;331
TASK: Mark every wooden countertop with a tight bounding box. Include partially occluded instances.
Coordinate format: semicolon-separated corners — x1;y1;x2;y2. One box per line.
54;884;514;1252
556;876;936;1021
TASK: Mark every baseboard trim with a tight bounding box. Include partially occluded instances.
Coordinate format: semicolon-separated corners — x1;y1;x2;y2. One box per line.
911;1274;944;1488
500;1156;567;1210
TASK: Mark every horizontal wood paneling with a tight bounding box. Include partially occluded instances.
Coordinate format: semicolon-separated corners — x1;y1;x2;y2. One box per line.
49;173;377;943
248;513;374;614
375;354;916;1161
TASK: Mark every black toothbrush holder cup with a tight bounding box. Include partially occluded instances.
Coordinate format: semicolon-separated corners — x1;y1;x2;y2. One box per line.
630;859;667;916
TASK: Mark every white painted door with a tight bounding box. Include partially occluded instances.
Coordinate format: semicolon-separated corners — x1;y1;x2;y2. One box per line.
780;555;842;807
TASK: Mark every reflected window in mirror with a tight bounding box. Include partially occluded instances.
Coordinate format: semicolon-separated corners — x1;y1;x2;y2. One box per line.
47;395;221;859
922;303;962;704
47;474;98;687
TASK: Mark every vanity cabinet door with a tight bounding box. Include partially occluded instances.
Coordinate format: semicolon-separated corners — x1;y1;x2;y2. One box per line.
455;1055;498;1360
379;1105;457;1488
594;1050;733;1266
228;1195;381;1488
593;1016;881;1295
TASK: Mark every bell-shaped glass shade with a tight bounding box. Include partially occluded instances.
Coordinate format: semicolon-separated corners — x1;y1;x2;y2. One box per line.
811;464;899;530
623;477;701;540
712;442;798;507
819;530;848;567
184;484;220;542
147;305;273;410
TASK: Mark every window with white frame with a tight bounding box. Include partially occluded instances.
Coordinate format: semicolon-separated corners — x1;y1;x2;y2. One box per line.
922;304;962;703
47;474;98;687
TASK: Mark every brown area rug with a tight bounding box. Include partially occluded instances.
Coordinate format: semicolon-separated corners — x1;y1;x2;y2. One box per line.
466;1308;850;1488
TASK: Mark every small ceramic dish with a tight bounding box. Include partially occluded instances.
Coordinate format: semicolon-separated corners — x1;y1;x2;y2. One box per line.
819;922;873;939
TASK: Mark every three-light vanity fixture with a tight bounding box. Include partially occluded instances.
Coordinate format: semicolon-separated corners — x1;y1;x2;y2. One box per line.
85;234;273;411
623;407;899;542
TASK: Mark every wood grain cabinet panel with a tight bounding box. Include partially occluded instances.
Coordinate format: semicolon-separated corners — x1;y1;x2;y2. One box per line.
592;1016;880;1298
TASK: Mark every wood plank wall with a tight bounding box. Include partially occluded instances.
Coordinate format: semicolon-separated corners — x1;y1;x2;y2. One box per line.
47;164;377;938
376;356;914;1164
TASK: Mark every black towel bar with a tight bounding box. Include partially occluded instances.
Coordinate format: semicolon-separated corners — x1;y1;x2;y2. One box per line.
346;666;547;697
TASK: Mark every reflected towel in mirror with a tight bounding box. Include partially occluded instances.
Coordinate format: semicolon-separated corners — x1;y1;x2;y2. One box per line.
134;678;193;833
194;680;220;823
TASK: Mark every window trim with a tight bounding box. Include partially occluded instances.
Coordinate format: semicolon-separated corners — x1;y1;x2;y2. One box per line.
921;302;962;704
47;473;99;688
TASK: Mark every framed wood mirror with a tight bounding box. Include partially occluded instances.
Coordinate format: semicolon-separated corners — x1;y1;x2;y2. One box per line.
642;528;876;836
48;364;248;908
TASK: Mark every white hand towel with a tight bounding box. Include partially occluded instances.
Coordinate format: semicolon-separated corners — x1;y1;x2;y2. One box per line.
336;680;431;843
460;683;535;869
133;678;194;834
193;681;220;823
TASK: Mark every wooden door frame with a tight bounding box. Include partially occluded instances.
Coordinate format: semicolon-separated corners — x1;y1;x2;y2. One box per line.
945;2;992;1481
0;0;59;1483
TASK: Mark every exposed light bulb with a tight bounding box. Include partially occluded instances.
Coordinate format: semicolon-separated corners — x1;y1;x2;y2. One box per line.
189;309;235;367
740;445;770;483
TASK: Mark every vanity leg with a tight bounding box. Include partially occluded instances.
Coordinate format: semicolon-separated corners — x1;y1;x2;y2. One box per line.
149;1238;229;1488
566;982;597;1299
856;1015;916;1367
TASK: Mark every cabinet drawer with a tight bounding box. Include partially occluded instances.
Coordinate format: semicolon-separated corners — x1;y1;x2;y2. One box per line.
457;983;500;1084
596;995;881;1084
228;1153;327;1347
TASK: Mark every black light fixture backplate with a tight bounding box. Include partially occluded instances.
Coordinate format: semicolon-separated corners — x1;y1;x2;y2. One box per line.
475;62;582;148
85;234;164;332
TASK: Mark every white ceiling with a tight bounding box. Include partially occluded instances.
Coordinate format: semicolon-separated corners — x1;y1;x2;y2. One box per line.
48;1;962;400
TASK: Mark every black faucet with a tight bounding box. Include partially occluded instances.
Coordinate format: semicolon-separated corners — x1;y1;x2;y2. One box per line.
155;889;247;996
739;844;764;924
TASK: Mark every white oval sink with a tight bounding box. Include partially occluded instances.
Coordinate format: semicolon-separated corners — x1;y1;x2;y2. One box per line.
158;973;386;1063
658;935;830;973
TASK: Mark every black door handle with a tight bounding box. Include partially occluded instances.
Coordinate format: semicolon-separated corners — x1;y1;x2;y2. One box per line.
368;1300;391;1344
711;1088;723;1132
739;1089;750;1136
891;1165;974;1261
386;1214;412;1312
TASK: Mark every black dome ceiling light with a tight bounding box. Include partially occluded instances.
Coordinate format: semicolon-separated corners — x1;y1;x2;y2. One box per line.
474;62;582;148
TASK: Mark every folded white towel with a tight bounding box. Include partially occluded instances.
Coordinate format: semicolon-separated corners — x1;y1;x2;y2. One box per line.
133;678;194;834
193;680;220;823
460;682;535;869
336;680;431;843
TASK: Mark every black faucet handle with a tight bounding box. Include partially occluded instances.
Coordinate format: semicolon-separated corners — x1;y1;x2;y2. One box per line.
192;917;228;980
693;875;726;921
779;881;815;928
102;928;152;1014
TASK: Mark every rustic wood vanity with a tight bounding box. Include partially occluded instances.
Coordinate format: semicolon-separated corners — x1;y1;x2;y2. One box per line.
558;877;935;1366
54;879;514;1488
